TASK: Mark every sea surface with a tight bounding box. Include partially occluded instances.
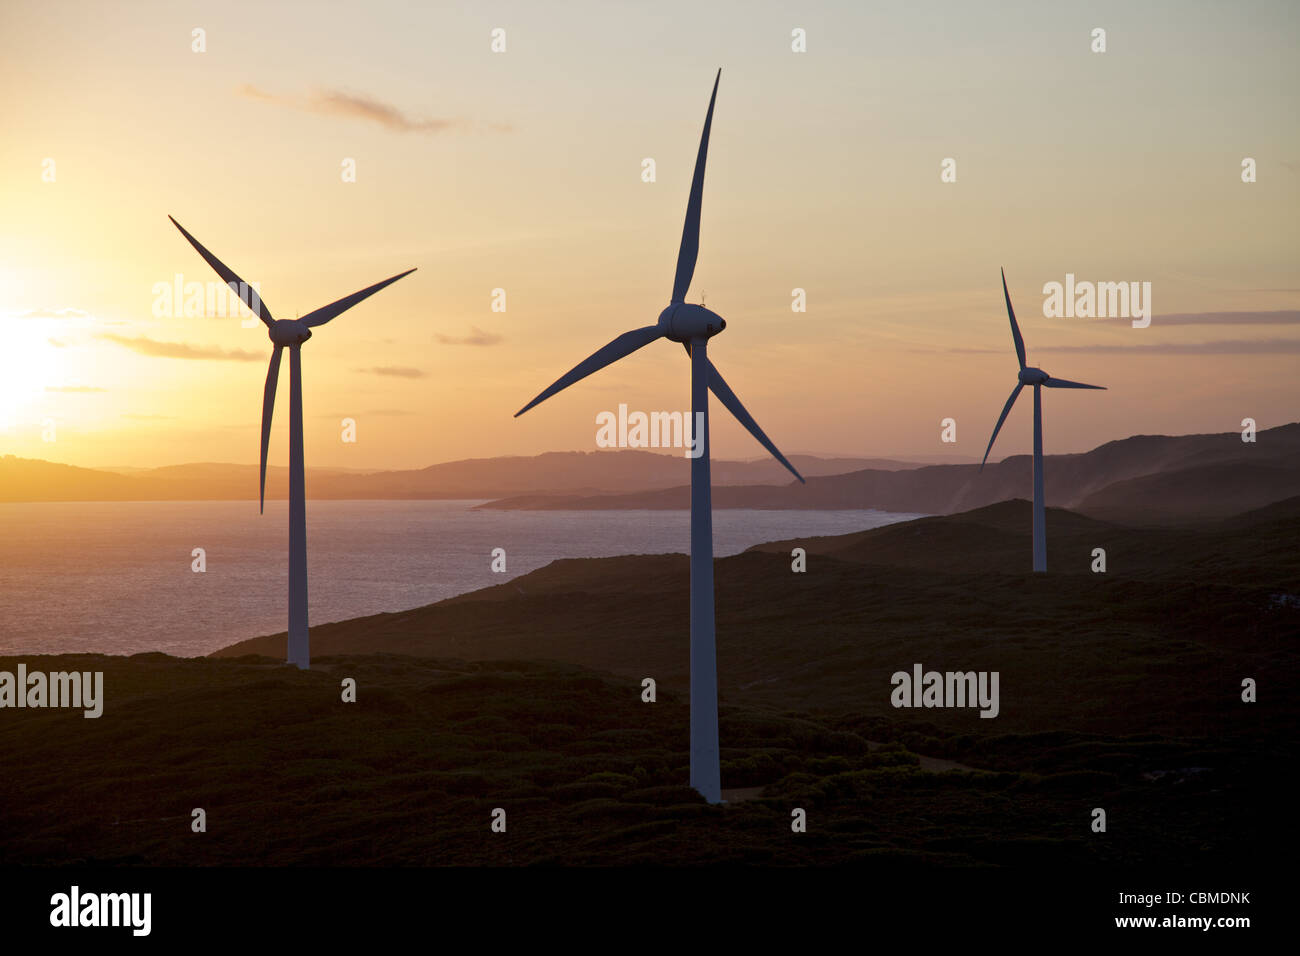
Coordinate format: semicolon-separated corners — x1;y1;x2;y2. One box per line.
0;500;922;657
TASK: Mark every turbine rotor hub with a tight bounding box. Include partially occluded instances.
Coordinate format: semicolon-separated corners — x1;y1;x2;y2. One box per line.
269;319;312;346
658;302;726;343
1018;366;1048;385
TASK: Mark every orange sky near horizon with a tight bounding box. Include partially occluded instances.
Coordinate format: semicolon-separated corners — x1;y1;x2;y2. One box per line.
0;0;1297;471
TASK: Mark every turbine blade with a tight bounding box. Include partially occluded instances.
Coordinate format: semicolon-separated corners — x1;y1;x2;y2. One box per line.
515;325;664;417
168;216;274;327
1001;267;1026;369
671;69;720;304
260;346;284;513
1044;376;1106;390
707;360;805;483
300;268;417;328
980;382;1024;470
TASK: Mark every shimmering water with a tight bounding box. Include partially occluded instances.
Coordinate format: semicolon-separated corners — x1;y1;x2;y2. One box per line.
0;500;921;657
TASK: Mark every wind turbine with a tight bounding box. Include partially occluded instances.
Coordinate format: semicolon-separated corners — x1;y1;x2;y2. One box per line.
514;70;805;805
169;215;415;669
981;268;1105;572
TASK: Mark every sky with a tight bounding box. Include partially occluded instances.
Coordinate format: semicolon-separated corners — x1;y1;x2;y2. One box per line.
0;0;1296;471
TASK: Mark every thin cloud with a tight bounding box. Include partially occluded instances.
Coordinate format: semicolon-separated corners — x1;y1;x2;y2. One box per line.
18;307;90;319
435;326;504;346
318;408;415;418
1099;310;1299;326
1053;338;1300;355
358;366;426;378
99;333;261;362
1212;288;1300;294
122;413;174;420
237;84;488;134
942;338;1300;356
46;385;107;393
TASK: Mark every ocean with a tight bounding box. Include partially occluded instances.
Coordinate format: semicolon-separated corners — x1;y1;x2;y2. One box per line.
0;500;921;657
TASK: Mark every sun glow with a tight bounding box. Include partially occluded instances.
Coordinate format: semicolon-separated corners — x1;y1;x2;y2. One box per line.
0;314;59;430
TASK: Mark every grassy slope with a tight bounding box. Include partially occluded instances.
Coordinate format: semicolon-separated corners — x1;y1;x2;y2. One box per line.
0;654;1274;867
1;500;1293;866
215;500;1298;737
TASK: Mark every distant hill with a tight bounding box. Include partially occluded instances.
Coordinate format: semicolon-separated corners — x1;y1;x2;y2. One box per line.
0;450;912;503
478;423;1300;526
0;457;145;501
8;424;1297;522
1076;460;1300;524
1224;494;1300;526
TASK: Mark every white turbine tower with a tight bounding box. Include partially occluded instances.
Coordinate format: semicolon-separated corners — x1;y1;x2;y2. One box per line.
514;70;805;804
981;268;1106;572
170;215;416;668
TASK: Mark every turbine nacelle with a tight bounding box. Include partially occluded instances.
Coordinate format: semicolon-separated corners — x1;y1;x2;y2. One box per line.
984;270;1107;574
513;69;807;805
269;319;313;346
168;214;416;670
659;302;726;343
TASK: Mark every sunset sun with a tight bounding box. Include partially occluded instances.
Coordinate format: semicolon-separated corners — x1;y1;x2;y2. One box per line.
0;314;57;429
